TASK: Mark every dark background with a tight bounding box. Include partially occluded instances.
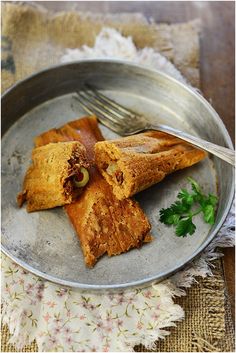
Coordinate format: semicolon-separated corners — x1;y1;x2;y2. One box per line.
35;0;235;319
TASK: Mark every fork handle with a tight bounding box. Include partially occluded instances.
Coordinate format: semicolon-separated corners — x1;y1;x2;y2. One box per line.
148;123;235;166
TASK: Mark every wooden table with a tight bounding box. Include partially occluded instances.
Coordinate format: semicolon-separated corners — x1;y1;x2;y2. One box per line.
37;0;235;320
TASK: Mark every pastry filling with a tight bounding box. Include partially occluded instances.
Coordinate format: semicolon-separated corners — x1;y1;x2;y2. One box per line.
64;156;89;197
106;162;124;185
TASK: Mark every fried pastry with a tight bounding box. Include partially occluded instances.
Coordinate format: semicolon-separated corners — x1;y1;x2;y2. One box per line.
35;116;151;267
17;141;89;212
95;131;207;200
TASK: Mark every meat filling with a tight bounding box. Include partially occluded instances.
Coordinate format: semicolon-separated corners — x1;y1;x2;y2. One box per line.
115;170;124;184
64;153;89;198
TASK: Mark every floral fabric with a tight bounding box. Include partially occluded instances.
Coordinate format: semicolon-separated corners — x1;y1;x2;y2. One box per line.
2;253;184;351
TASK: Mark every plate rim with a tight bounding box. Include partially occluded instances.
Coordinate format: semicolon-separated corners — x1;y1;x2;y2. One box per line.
1;59;235;290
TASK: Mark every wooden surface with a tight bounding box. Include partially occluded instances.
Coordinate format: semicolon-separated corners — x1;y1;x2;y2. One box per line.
35;0;235;320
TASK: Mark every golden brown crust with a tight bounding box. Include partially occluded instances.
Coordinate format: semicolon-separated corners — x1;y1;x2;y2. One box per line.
18;141;89;212
66;172;151;267
35;116;151;267
94;131;207;200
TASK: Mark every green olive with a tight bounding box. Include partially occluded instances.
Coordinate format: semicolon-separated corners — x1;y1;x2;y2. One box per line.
106;162;118;175
73;167;89;188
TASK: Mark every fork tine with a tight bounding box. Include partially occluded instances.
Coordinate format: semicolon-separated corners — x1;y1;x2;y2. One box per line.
74;94;124;134
78;91;125;126
74;95;94;116
85;83;137;118
81;90;127;120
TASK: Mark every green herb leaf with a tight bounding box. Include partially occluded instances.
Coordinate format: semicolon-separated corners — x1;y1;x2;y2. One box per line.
159;177;218;237
160;208;177;225
171;201;191;214
202;204;215;224
175;217;196;237
171;214;181;225
177;188;194;205
187;177;201;194
207;194;218;206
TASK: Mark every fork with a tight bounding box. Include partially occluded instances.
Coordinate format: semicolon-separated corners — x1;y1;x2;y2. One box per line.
75;85;235;166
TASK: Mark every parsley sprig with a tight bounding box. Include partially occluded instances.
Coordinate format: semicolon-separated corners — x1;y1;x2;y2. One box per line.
159;177;218;237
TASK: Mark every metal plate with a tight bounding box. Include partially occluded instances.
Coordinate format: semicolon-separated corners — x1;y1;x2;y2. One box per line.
1;60;234;290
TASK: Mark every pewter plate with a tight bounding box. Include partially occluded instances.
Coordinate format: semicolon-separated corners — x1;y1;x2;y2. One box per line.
1;60;234;290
